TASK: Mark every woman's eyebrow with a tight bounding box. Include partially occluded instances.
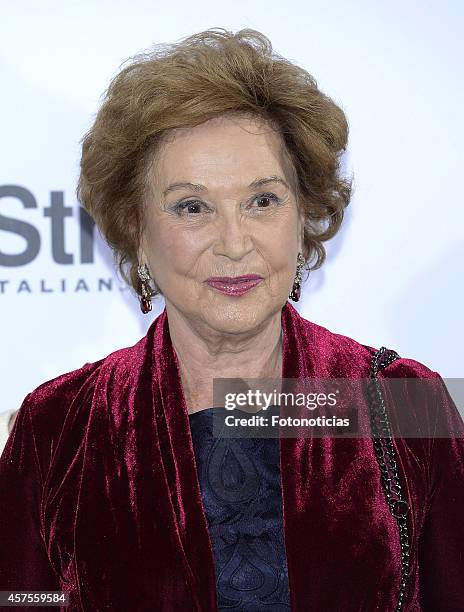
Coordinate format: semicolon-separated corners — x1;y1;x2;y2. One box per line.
162;175;289;197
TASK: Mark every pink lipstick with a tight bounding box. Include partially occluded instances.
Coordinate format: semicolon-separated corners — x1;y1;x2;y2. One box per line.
206;274;263;296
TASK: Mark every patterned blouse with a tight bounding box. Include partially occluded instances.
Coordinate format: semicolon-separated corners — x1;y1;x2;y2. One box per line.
189;406;291;611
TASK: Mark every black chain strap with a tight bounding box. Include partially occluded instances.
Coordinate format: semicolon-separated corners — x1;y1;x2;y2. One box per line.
367;347;411;611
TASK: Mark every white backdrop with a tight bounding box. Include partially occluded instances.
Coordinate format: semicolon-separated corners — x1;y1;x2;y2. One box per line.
1;0;463;414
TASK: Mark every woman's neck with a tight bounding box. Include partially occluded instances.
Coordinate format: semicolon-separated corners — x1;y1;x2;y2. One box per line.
165;303;283;414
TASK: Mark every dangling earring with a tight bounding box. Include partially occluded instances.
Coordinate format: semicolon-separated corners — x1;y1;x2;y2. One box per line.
137;263;154;314
289;252;306;302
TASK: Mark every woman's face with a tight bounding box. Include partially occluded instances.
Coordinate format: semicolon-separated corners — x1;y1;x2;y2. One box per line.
139;113;305;334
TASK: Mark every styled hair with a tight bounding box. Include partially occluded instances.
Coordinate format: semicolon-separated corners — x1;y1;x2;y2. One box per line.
77;27;352;299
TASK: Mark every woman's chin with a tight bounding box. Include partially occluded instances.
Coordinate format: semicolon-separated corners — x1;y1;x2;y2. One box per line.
199;300;279;334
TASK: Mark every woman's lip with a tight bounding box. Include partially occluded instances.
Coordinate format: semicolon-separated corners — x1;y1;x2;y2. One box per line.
206;278;263;295
206;275;263;283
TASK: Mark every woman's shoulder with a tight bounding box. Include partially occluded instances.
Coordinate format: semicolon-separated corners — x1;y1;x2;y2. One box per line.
25;333;149;412
12;334;150;460
303;316;442;380
304;317;463;440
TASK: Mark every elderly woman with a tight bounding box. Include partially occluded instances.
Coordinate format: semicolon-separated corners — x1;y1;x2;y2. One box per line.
1;28;463;612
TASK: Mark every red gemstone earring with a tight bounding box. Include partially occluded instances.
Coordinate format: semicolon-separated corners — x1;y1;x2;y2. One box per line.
137;263;154;314
289;252;306;302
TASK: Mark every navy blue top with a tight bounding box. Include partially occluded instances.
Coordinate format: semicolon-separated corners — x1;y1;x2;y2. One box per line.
188;407;291;611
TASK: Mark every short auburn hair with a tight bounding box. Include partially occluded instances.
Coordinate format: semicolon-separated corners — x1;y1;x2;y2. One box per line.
77;27;352;299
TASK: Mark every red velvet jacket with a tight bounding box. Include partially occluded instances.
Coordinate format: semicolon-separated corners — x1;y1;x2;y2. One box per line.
1;302;463;611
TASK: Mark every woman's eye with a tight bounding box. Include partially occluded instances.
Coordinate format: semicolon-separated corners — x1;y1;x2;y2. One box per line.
251;193;282;209
172;200;204;215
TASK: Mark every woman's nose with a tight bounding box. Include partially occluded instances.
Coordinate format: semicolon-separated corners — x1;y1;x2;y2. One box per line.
212;209;254;260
